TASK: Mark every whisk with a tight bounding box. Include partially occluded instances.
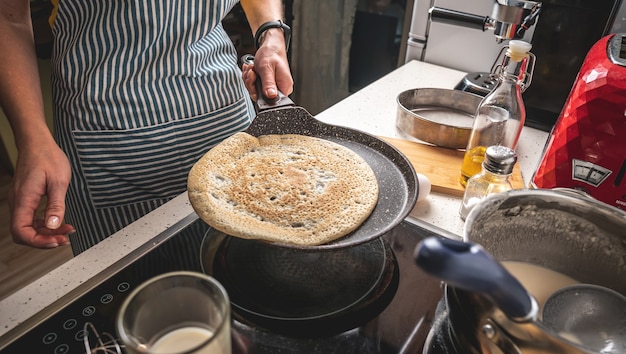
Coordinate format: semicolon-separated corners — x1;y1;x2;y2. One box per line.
83;322;123;354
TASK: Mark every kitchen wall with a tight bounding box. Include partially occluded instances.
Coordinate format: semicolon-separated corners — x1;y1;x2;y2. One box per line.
349;0;408;92
289;0;358;115
290;0;411;115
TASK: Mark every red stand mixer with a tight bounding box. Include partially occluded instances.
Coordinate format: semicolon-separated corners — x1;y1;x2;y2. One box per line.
532;33;626;211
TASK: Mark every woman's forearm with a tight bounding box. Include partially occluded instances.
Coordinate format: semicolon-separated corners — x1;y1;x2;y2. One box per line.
239;0;285;34
0;0;54;151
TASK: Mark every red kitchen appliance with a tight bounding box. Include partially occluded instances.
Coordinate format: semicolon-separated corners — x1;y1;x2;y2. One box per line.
532;33;626;211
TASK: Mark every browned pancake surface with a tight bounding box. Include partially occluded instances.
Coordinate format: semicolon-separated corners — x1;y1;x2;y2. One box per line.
187;132;379;245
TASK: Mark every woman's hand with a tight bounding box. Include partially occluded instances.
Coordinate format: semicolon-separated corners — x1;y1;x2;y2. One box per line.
242;27;293;102
8;140;75;248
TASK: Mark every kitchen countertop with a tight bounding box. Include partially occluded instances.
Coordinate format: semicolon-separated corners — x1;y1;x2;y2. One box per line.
316;60;549;237
0;60;549;339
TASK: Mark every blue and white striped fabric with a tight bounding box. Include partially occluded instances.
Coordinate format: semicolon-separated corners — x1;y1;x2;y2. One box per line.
50;0;255;254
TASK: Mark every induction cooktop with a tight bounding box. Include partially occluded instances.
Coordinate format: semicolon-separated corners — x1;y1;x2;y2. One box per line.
0;214;456;354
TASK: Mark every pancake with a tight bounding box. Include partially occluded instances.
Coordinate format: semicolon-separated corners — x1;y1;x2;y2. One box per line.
187;132;379;246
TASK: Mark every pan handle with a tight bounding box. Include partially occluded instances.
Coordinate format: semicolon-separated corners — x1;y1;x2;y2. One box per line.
241;54;295;112
414;237;538;322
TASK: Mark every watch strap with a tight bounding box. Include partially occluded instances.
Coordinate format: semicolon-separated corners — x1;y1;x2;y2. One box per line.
254;20;291;50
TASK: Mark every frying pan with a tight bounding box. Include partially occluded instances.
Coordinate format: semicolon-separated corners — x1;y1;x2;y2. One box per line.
236;55;419;250
200;228;399;337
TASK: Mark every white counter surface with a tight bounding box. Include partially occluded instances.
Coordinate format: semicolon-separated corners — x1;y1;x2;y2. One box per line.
0;60;549;341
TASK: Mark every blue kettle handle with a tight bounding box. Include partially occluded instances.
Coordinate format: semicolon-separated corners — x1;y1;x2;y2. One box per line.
414;237;537;321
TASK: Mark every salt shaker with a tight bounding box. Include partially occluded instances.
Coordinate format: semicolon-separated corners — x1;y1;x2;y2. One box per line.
459;145;517;220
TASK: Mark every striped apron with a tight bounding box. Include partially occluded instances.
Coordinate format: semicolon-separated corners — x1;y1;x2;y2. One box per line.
50;0;255;254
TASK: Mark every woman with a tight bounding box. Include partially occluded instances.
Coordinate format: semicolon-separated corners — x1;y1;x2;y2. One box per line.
0;0;293;254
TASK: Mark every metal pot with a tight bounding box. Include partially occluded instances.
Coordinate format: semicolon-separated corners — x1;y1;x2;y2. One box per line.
450;189;626;353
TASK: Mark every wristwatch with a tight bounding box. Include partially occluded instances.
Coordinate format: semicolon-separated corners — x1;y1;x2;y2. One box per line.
254;20;291;50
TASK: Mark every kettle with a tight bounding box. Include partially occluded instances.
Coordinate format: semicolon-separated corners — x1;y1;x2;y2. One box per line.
531;33;626;211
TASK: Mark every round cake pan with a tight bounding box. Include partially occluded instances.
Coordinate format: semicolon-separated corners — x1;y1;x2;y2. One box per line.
396;88;483;149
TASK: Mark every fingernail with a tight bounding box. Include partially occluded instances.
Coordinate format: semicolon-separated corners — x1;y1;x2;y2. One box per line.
60;240;71;246
45;243;59;248
267;88;277;96
47;216;60;229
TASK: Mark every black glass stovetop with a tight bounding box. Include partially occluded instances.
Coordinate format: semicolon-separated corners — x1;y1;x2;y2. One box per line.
0;216;454;354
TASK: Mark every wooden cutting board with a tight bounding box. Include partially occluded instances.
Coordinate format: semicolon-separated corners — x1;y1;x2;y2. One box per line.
380;136;525;197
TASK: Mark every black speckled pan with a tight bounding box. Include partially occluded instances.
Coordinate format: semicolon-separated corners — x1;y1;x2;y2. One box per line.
244;103;419;251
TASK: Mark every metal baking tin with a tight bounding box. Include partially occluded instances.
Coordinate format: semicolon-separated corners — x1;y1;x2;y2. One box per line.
396;88;483;149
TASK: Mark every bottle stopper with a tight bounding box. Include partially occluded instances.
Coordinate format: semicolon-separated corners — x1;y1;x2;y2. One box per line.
507;40;532;62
